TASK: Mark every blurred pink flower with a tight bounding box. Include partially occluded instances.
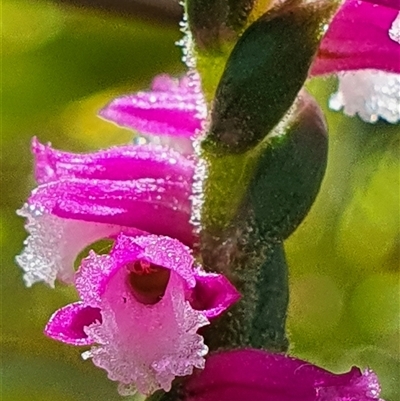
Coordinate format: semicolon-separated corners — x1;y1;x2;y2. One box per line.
313;0;400;123
313;0;400;76
184;349;384;401
45;233;239;395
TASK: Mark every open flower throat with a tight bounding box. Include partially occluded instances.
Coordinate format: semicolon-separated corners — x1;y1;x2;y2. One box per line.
127;260;171;305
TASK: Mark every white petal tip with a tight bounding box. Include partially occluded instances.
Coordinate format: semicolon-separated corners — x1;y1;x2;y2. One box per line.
330;70;400;124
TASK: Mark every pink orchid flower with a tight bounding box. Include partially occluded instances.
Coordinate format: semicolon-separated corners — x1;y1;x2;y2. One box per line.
16;75;206;287
313;0;400;76
184;349;384;401
45;232;239;396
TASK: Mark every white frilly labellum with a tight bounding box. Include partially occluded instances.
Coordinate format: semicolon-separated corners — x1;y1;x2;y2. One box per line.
83;267;209;396
329;69;400;124
16;203;130;287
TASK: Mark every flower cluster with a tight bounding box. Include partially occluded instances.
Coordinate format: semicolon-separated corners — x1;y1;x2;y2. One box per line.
17;75;239;395
16;0;399;399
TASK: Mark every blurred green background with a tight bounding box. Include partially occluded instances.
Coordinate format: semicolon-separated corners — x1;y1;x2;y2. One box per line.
1;0;399;400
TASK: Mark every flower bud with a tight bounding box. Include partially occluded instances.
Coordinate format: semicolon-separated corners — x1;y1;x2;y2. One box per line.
248;90;328;239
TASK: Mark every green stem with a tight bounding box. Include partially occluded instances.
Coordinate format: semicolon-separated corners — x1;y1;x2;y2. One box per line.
199;212;289;352
146;227;289;401
249;240;289;350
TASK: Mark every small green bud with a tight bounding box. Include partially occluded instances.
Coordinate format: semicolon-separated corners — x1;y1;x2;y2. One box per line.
248;90;328;239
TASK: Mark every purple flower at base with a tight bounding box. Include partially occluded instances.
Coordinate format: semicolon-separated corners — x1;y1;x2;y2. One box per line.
184;349;384;401
45;232;239;396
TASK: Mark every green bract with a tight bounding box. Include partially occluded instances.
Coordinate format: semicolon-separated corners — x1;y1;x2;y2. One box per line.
200;91;328;352
195;0;339;234
203;0;338;154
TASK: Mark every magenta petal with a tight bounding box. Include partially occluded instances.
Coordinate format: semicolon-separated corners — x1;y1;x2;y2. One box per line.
76;233;197;305
363;0;400;7
191;272;240;318
99;74;206;138
32;138;194;185
312;0;400;75
185;349;383;401
317;368;383;401
28;177;195;246
44;302;101;345
112;233;197;287
75;239;144;306
75;251;121;307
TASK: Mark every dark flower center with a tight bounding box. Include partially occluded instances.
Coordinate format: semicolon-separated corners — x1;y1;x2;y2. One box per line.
126;260;171;305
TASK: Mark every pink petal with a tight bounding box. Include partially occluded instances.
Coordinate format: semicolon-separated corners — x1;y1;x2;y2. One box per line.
116;234;197;287
75;250;129;308
99;74;206;138
44;302;101;345
191;271;241;318
311;0;400;76
28;177;195;247
76;233;196;305
76;233;239;316
185;349;383;401
317;368;383;401
363;0;400;7
32;138;194;185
